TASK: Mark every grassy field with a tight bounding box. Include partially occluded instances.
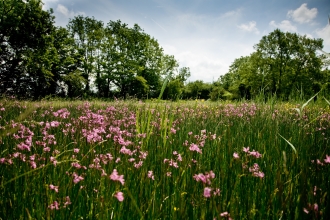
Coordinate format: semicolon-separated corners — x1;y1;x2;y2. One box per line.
0;98;329;219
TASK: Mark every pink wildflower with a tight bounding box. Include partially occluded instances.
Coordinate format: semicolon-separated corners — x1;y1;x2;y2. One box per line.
249;150;262;158
243;147;250;153
114;192;124;202
189;143;202;154
213;188;221;196
49;184;59;193
233;152;239;159
203;187;212;198
72;172;84;184
110;169;125;185
134;160;143;168
30;161;37;169
220;212;230;217
48;201;60;210
63;196;71;207
324;154;330;164
148;171;155;180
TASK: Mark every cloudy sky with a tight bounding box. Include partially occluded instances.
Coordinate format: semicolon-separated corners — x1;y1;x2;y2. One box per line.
42;0;330;82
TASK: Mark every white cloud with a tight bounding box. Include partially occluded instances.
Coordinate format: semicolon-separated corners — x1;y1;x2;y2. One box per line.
316;25;330;46
56;4;85;18
238;21;260;34
221;8;242;18
41;0;58;10
269;20;297;32
287;3;317;24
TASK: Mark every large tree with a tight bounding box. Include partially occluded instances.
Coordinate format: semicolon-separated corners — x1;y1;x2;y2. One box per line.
220;29;325;100
0;0;56;98
67;15;104;95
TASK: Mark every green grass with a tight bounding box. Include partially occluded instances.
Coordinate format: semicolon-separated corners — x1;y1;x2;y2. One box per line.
0;98;329;219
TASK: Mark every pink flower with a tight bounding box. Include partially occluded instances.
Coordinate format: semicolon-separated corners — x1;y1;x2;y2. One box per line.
148;171;155;180
249;150;262;158
110;169;125;185
243;147;250;153
220;212;229;217
233;152;239;159
114;192;124;202
324;155;330;164
73;148;80;153
189;143;202;154
203;187;212;198
49;184;59;193
213;188;221;196
72;172;84;184
48;201;60;210
63;196;71;207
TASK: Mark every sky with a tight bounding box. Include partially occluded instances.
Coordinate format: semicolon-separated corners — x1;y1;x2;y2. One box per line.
42;0;330;83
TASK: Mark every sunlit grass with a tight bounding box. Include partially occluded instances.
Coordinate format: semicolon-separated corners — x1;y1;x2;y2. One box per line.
0;98;329;219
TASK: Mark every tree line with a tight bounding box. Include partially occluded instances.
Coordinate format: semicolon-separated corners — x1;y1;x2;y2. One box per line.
1;0;329;100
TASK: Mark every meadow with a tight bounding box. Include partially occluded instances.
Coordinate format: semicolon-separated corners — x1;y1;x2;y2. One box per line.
0;97;329;219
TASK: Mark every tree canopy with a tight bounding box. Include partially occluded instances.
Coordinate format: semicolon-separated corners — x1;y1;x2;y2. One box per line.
0;1;329;101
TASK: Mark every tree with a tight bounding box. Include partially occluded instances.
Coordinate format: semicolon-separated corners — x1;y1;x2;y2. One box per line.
219;29;325;100
50;27;85;97
67;15;104;95
0;0;56;98
254;29;323;99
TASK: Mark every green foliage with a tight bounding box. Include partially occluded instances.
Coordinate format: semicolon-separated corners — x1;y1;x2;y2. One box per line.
219;29;326;101
0;0;56;98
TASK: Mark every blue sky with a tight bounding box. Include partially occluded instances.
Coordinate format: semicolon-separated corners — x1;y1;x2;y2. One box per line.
42;0;330;82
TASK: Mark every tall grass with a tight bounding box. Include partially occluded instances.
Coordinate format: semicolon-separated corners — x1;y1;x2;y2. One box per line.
0;98;329;219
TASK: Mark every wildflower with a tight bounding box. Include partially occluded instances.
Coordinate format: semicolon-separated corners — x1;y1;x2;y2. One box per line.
49;184;59;193
114;192;124;202
324;154;330;164
170;128;176;134
73;148;80;153
213;188;221;196
189;143;202;154
48;201;60;210
72;172;84;184
166;172;172;177
71;162;82;169
134;160;143;168
50;156;57;166
110;169;125;185
203;187;212;198
63;196;71;207
249;150;262;158
233;152;239;159
220;212;229;217
139;151;148;159
243;147;250;153
30;161;37;169
148;171;155;180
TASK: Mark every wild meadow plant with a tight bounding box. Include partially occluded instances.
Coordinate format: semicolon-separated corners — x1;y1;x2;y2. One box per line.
0;98;329;219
